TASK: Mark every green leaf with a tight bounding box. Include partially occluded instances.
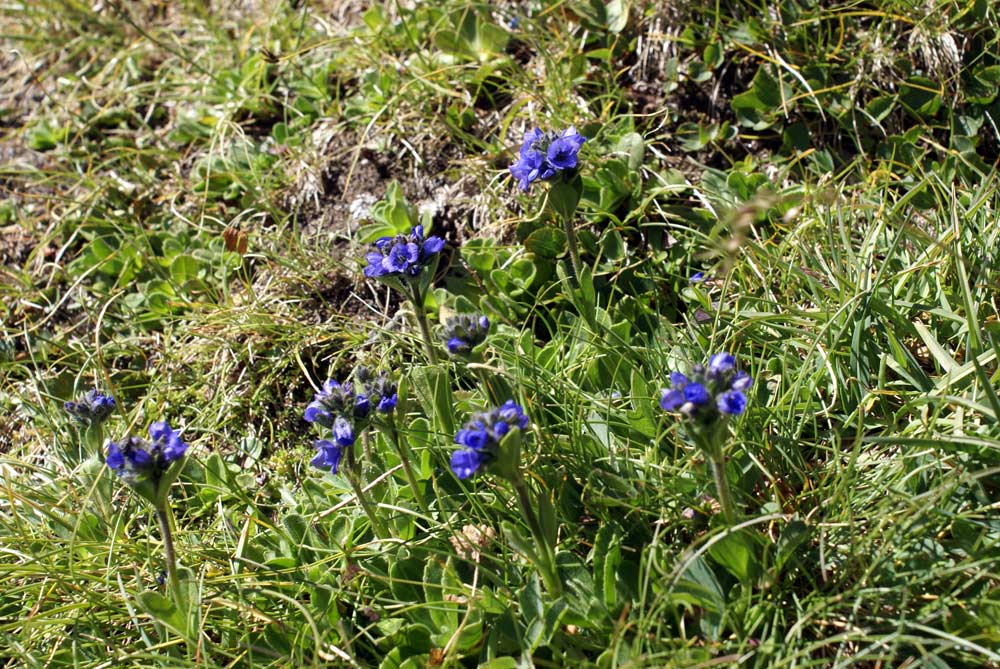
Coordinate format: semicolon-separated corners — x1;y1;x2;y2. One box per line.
503;520;542;565
409;365;455;436
136;591;187;637
775;519;811;573
605;0;629;32
523;227;567;259
548;178;582;223
479;658;519;669
899;76;942;117
708;529;761;584
703;41;723;69
593;524;622;610
170;254;201;284
616;131;645;172
462;238;498;272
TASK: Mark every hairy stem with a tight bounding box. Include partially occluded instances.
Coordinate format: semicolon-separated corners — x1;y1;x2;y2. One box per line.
409;284;439;364
155;506;183;606
708;450;738;525
561;214;583;286
385;418;430;516
511;473;562;596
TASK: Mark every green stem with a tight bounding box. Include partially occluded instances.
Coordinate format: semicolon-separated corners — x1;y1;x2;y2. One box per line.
476;367;500;406
385;419;430;516
155;506;184;606
561;213;582;286
708;450;738;525
409;284;439;364
347;472;389;539
82;423;104;463
511;473;562;596
344;446;389;539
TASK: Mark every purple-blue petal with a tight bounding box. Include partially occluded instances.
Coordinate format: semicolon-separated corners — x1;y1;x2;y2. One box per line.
148;421;172;442
333;417;355;447
304;402;329;424
312;439;342;473
447;337;469;354
683;383;711;405
377;394;397;413
129;447;152;468
708;353;736;374
106;442;125;470
422;236;445;256
161;435;188;463
450;449;483;479
718;391;747;415
520;128;543;155
354;394;371;419
731;371;753;392
659;389;684;411
456;426;489;450
546;136;581;170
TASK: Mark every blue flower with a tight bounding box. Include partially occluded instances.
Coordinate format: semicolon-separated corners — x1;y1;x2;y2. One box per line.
64;389;116;425
377;394;398;413
354;394;371;419
456;422;490;450
305;379;358;428
442;313;490;355
659;388;684;411
148;421;188;462
363;225;445;280
717;391;747;415
497;400;530;429
450;401;530;479
509;126;586;191
311;439;343;474
509;146;550;191
731;371;752;392
105;422;189;483
661;355;753;424
546;127;586;170
309;439;344;474
354;367;398;415
450;448;486;479
332;416;355;447
684;383;711;405
690;272;705;283
708;353;736;375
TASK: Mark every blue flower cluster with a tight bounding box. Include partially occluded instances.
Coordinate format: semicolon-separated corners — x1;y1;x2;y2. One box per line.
660;353;752;422
509;127;586;191
306;369;398;474
442;313;490;354
450;400;530;479
106;422;188;484
64;389;116;425
363;225;445;280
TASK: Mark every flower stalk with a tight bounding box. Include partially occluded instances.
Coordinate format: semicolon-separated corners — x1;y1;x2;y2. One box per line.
707;446;737;525
409;283;439;364
155;506;184;605
561;214;583;286
384;416;429;516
